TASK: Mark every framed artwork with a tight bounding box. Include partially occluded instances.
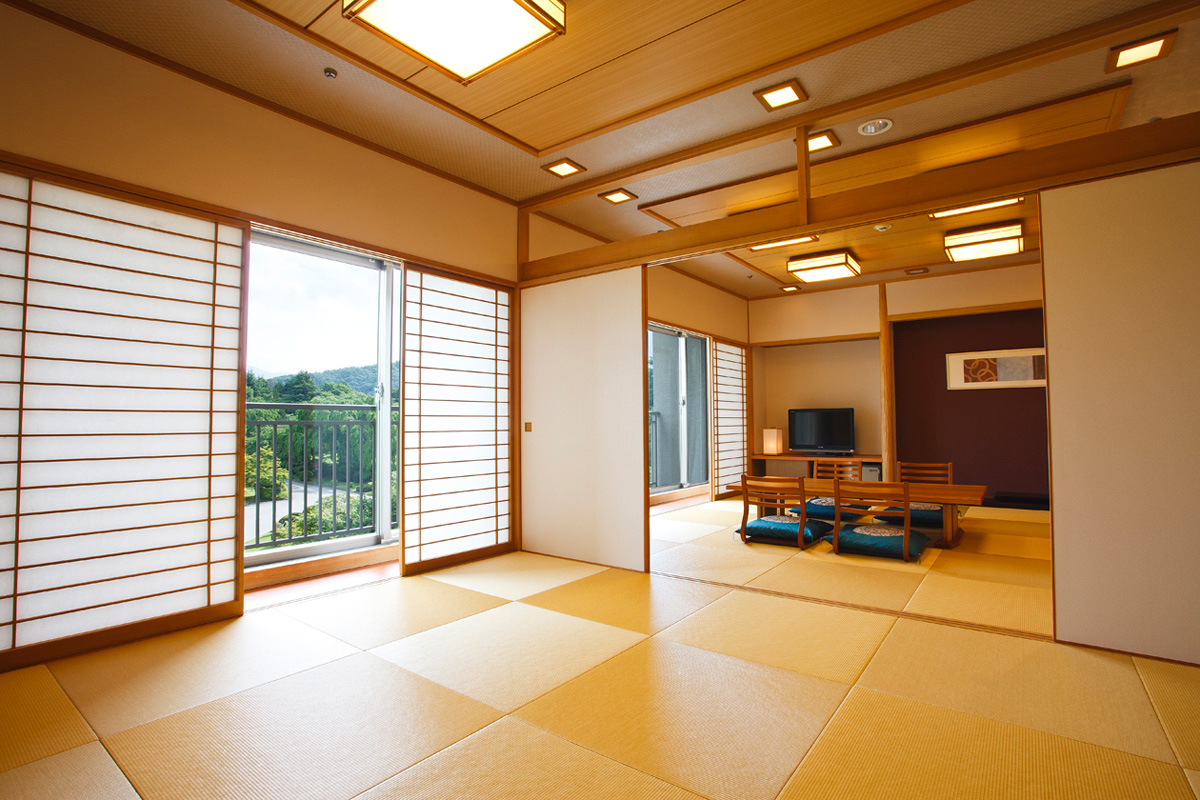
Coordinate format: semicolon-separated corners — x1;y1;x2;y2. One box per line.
946;347;1046;390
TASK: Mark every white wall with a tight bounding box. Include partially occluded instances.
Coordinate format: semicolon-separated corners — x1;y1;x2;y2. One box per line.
520;268;647;571
0;5;516;281
1042;161;1200;664
759;339;883;457
646;266;748;343
886;263;1043;317
749;285;879;343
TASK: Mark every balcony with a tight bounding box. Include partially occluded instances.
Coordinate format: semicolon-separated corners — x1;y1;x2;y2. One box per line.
244;402;399;565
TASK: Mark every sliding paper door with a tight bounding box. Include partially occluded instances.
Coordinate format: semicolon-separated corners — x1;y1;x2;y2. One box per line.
712;340;748;493
0;168;243;662
401;269;511;573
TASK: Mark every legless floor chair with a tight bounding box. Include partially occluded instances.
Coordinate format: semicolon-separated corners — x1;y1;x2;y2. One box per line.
738;474;832;549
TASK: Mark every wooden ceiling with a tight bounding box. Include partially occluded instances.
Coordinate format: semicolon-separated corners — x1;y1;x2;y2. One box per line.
248;0;968;153
12;0;1200;297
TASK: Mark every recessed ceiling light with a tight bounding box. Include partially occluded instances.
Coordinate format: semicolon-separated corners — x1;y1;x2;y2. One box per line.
754;79;807;111
748;235;818;251
905;267;929;275
542;158;585;178
874;224;892;232
342;0;566;84
930;197;1024;219
787;250;861;282
857;118;893;136
782;286;800;292
944;223;1023;262
599;189;637;204
1106;30;1176;72
323;67;338;79
806;130;840;152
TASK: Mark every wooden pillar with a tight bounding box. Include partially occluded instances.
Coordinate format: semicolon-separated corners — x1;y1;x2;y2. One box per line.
879;284;897;480
517;208;530;275
796;125;811;225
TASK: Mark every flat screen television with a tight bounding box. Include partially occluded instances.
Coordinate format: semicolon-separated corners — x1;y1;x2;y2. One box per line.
788;408;855;454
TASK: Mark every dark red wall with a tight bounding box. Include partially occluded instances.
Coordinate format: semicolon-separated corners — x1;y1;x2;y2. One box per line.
893;309;1049;503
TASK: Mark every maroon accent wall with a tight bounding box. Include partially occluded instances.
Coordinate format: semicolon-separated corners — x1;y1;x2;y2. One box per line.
893;309;1049;504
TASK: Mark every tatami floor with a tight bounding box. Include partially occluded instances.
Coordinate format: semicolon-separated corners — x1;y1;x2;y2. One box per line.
652;499;1056;637
3;535;1200;799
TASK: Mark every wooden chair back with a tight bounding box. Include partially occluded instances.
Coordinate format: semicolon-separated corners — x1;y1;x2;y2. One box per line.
897;461;953;484
830;479;915;561
738;474;812;543
813;459;862;480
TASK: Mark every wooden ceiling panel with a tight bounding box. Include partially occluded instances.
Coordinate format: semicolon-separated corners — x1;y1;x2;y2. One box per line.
735;197;1042;283
308;4;431;81
404;0;739;120
641;85;1129;228
253;0;329;27
465;0;961;149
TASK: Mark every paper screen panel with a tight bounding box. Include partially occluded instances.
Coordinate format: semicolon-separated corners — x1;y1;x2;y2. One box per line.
0;172;245;654
712;341;748;491
402;270;511;569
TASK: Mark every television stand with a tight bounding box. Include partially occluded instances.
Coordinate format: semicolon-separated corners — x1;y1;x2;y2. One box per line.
750;452;884;478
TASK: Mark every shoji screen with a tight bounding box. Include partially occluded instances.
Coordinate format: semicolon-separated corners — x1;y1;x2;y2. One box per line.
402;269;511;572
0;169;243;660
712;340;748;493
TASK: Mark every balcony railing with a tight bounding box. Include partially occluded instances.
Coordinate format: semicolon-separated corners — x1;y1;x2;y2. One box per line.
245;402;399;557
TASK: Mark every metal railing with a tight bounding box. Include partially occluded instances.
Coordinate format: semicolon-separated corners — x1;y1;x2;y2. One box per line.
245;402;398;552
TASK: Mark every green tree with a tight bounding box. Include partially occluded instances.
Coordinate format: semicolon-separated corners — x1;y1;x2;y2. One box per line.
244;444;289;502
278;371;318;403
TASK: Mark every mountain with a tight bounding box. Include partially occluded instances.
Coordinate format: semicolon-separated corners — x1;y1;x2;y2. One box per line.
260;363;400;395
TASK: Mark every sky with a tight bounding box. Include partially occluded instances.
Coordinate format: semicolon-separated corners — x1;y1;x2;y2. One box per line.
246;242;381;377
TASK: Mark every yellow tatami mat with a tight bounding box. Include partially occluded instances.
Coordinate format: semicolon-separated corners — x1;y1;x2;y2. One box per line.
1187;769;1199;797
103;652;500;800
423;551;606;600
651;540;791;585
371;602;645;712
658;589;894;684
922;549;1052;586
516;638;847;800
858;619;1177;762
357;716;705;800
1136;656;1200;770
277;575;508;650
648;517;728;543
521;568;729;635
49;609;358;736
0;665;95;773
779;688;1194;800
0;741;137;800
658;503;743;528
905;572;1054;634
748;555;926;611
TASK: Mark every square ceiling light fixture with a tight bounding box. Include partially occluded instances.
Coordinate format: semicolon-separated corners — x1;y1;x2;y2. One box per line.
599;188;637;204
542;158;585;177
944;223;1023;262
1106;30;1176;72
806;130;840;152
754;79;808;111
342;0;566;84
787;250;860;282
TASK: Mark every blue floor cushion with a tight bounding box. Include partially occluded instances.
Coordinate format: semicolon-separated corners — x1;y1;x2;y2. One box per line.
875;502;943;527
741;515;833;546
835;523;930;560
799;497;870;521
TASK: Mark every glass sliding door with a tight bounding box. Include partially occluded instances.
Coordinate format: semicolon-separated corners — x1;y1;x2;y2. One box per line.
244;234;386;565
648;325;709;494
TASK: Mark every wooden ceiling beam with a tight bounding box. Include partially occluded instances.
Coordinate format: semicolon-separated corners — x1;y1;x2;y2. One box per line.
520;111;1200;281
518;0;1200;213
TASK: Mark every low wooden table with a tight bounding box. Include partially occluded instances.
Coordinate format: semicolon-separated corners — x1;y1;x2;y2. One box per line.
726;479;987;547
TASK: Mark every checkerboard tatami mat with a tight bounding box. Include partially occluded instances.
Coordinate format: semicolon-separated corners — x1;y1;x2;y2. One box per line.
3;544;1198;800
